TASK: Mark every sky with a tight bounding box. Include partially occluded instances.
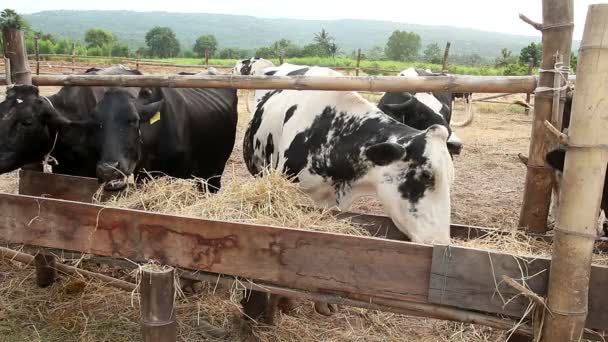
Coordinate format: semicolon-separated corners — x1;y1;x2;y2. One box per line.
9;0;607;39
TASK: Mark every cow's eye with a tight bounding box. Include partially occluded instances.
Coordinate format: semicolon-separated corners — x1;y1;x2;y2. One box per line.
420;170;433;182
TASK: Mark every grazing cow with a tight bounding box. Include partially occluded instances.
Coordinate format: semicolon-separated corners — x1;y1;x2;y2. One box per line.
93;71;238;191
244;65;454;243
378;68;467;155
0;66;141;177
242;64;455;317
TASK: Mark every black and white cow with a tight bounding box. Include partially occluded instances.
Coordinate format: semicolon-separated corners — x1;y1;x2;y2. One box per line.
242;64;455;317
244;64;454;243
233;57;275;76
93;71;238;191
0;66;141;177
232;58;276;113
378;68;465;155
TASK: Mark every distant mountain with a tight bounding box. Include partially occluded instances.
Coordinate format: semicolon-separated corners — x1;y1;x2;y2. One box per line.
23;10;575;58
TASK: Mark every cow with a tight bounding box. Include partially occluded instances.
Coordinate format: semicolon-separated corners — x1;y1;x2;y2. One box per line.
93;70;238;192
545;93;608;236
242;64;455;318
0;66;141;177
377;91;463;156
233;57;275;76
232;57;276;113
377;68;468;155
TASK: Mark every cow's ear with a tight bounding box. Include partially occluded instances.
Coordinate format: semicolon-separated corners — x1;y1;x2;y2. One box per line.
137;100;164;122
546;148;566;172
365;142;406;166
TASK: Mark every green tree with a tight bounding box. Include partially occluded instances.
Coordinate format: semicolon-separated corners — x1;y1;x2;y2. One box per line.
367;46;385;60
423;43;442;64
111;43;130;57
145;26;180;58
385;30;421;61
84;28;115;49
193;34;218;57
519;42;542;67
495;48;517;67
312;29;338;57
0;8;27;30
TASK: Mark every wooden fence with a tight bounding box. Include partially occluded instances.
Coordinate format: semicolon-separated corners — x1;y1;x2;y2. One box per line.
4;170;608;339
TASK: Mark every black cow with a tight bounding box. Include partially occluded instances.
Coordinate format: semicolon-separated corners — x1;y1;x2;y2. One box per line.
93;72;238;191
545;93;608;236
378;68;466;155
0;66;141;177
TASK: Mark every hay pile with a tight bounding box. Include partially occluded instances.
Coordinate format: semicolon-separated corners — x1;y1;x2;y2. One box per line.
0;171;19;194
101;169;367;237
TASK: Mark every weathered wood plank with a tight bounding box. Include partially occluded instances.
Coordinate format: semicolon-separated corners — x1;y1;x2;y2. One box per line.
429;245;608;330
0;192;432;303
18;170;102;203
17;170;507;241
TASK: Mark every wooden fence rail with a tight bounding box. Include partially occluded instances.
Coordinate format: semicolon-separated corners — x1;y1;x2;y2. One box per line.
1;188;608;332
27;74;538;93
5;169;608;334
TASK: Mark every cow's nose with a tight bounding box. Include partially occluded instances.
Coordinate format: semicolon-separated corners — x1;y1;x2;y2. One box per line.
96;162;121;182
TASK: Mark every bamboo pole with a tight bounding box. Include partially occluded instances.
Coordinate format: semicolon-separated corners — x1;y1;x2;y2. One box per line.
540;5;608;341
2;28;32;84
525;58;534;115
0;246;135;291
3;57;11;85
355;48;362;76
442;42;451;72
71;42;76;73
518;0;573;233
140;265;177;342
30;74;539;93
34;35;40;76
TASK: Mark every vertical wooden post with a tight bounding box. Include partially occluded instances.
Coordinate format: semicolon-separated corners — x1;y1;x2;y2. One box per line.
525;58;534;115
204;48;209;67
356;48;362;76
442;42;451;72
2;28;32;84
34;253;57;287
71;42;76;74
140;265;177;342
540;5;608;340
136;51;141;71
34;35;40;76
518;0;573;233
3;57;11;85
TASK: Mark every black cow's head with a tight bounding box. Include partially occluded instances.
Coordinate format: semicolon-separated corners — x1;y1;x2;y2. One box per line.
378;92;463;156
0;85;71;174
93;88;162;190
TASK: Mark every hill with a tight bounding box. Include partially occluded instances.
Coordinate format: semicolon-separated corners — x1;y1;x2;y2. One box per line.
23;10;571;58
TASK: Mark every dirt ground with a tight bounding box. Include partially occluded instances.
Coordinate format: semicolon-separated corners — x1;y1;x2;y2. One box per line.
0;66;535;341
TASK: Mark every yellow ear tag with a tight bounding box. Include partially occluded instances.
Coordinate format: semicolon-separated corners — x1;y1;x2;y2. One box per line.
149;111;161;125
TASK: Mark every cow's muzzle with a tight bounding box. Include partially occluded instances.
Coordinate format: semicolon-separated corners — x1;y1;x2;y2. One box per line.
96;162;128;191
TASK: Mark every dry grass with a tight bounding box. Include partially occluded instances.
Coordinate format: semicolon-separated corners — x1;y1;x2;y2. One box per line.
0;89;580;341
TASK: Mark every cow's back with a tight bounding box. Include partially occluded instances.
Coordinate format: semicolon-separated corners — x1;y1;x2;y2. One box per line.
149;87;238;179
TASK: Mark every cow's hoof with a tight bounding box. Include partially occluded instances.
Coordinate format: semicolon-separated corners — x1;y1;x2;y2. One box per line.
314;301;338;316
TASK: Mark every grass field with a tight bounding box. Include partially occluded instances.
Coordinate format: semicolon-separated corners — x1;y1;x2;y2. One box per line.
43;55;521;76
